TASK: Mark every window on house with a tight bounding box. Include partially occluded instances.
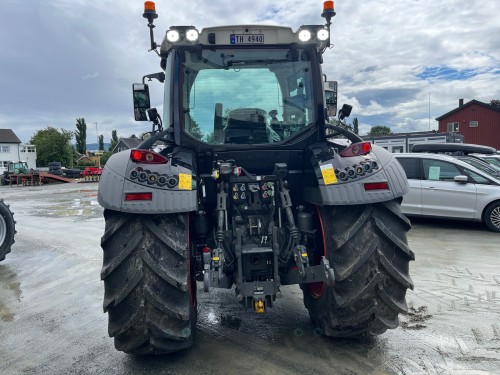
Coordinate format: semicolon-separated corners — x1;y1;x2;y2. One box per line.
469;121;478;127
1;146;10;153
447;122;459;132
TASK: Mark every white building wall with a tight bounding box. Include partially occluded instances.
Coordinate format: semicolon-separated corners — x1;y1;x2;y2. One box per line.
0;143;19;172
19;144;37;170
0;143;37;172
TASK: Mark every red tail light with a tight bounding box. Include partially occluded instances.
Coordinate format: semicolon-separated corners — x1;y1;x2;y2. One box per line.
340;142;372;157
125;192;153;201
130;149;168;164
364;182;389;191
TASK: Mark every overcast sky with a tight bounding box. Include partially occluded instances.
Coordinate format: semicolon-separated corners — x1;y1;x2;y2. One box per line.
1;0;499;143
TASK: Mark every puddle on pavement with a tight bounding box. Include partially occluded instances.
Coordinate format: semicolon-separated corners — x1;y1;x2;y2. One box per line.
220;314;242;330
0;265;22;322
31;197;102;220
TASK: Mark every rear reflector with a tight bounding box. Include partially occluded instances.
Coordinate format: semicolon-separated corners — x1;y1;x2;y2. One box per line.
340;142;372;157
130;149;168;164
364;182;389;191
125;192;153;201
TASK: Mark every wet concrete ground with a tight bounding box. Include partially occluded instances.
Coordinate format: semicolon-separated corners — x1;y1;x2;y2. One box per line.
0;183;499;375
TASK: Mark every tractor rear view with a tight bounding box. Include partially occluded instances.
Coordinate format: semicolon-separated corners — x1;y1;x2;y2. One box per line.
97;1;414;355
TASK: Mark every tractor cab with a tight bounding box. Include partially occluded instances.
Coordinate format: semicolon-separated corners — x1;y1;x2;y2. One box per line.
8;161;29;174
133;1;338;151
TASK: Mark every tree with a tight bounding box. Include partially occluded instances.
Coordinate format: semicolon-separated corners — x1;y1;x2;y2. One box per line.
98;134;104;151
189;118;203;140
75;118;87;154
490;99;500;108
108;130;119;152
100;151;112;166
352;117;359;135
204;132;216;143
367;126;392;136
30;126;73;167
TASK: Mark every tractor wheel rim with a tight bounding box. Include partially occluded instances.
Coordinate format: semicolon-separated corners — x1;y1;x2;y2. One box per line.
308;281;326;298
307;207;327;299
0;214;6;245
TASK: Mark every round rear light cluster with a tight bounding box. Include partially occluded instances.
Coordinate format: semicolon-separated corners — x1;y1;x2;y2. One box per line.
130;167;178;189
335;159;379;181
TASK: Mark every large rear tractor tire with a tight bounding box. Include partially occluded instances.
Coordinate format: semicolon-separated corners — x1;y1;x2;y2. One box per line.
303;199;414;337
0;199;16;262
101;210;196;355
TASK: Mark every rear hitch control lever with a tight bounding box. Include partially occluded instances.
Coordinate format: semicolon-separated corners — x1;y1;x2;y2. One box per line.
293;245;309;278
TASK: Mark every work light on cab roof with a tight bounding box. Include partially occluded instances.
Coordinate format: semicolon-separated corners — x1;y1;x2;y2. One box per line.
142;1;336;56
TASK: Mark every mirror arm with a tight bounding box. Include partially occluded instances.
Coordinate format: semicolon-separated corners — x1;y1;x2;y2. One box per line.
142;72;165;84
137;128;174;150
147;108;163;132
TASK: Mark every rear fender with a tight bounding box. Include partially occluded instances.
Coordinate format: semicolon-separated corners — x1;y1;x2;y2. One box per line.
304;143;409;206
97;149;197;214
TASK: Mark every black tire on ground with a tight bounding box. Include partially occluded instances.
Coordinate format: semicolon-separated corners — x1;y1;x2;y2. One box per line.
49;170;64;176
48;162;61;168
101;210;197;355
0;199;16;262
483;201;500;232
64;171;80;178
302;199;414;337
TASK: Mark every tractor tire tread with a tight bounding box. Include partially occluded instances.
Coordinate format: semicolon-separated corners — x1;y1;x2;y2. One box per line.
303;199;413;338
0;200;16;262
101;210;195;355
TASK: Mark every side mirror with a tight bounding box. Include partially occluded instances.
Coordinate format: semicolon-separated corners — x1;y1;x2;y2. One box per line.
338;104;353;120
324;80;337;117
132;83;151;121
454;175;469;183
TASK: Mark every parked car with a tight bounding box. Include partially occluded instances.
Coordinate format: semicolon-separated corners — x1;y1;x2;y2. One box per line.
395;152;500;232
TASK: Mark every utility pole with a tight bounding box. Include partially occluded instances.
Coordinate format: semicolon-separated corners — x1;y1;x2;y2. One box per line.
94;122;98;148
428;94;431;131
94;122;101;168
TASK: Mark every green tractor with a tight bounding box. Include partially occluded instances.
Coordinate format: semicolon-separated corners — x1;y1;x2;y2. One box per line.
1;161;30;186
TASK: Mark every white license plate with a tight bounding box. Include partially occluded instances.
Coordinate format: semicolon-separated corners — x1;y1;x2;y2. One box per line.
230;34;264;44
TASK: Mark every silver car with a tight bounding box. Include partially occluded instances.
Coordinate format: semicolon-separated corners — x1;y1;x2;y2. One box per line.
395;153;500;232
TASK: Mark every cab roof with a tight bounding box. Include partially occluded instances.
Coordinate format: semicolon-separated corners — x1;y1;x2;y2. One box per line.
159;24;329;55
